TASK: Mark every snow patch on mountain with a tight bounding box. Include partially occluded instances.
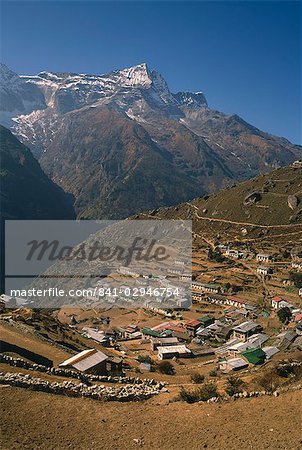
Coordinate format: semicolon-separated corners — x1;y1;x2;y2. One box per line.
173;91;207;108
0;63;46;125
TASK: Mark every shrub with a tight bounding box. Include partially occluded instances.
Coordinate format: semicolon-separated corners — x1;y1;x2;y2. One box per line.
178;382;219;403
178;386;201;404
256;372;281;393
157;361;175;375
191;372;205;384
198;382;219;401
137;355;152;365
209;370;218;377
289;271;302;288
275;366;289;378
208;248;225;263
225;375;245;396
277;307;292;324
275;363;302;380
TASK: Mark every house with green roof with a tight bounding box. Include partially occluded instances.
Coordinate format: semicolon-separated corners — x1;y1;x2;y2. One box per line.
197;316;215;328
241;348;266;365
141;327;173;339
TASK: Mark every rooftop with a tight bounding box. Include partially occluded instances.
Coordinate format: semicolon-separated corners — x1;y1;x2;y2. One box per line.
151;337;179;344
186;320;201;327
241;348;266;365
233;321;259;333
59;349;109;371
271;296;284;302
226;296;246;304
158;345;191;355
223;357;248;369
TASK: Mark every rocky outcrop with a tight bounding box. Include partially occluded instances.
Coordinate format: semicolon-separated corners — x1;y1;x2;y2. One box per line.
244;191;262;205
288;194;299;210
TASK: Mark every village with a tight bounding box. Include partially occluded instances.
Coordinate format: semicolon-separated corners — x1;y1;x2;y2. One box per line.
1;205;302;450
0;227;301;450
1;238;301;395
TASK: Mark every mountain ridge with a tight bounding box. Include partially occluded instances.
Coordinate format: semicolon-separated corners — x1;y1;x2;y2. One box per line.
0;62;301;219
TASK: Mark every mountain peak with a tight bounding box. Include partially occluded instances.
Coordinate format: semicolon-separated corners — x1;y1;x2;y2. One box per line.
0;63;20;86
0;62;11;73
114;62;152;88
173;91;208;108
111;63;177;104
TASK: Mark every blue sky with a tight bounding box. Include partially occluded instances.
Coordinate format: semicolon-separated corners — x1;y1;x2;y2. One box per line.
1;1;301;144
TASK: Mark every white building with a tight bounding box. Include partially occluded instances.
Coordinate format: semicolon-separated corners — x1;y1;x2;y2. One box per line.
219;357;248;373
271;296;293;310
232;321;262;342
157;345;191;360
227;333;268;356
292;261;302;271
256;254;272;263
118;266;140;278
257;266;273;276
176;298;191;309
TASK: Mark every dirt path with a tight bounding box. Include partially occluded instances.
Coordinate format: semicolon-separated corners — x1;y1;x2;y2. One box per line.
193;210;301;229
141;204;302;230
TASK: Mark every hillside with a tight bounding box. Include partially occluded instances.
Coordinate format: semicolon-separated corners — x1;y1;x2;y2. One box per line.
1;388;301;450
137;165;302;227
0;125;75;221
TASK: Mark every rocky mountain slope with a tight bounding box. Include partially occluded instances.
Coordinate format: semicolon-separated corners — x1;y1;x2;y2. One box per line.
40;105;231;219
0;125;75;220
0;62;301;219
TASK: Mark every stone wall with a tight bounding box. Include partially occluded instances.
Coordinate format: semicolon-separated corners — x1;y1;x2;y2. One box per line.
0;354;163;387
0;371;165;402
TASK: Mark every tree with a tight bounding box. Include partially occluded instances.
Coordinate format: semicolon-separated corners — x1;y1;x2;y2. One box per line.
224;282;231;291
225;375;245;396
191;372;205;384
157;361;175;375
207;248;214;260
289;272;302;288
282;250;290;259
277;307;292;325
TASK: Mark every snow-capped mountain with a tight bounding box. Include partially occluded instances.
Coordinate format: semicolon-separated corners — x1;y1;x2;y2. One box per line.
0;62;301;219
0;63;46;127
19;63;178;115
1;63;187;153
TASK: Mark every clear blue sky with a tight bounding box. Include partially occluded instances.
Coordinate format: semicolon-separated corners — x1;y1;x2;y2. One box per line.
1;1;301;144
